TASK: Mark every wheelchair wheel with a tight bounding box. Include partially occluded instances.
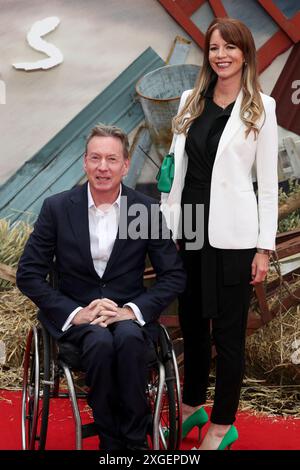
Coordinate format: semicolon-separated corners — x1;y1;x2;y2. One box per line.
21;325;51;450
148;325;182;450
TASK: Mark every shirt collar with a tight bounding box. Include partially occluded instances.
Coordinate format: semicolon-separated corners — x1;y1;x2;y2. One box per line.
87;183;121;211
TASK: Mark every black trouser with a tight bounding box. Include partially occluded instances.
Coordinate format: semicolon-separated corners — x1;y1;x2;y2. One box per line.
60;320;150;450
179;248;254;425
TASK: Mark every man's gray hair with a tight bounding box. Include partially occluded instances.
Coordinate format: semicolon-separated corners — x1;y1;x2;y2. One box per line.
85;123;129;159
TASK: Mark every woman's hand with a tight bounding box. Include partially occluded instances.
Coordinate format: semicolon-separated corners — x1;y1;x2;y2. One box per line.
250;253;269;285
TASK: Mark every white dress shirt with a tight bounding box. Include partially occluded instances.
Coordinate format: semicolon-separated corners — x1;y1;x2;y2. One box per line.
62;184;144;331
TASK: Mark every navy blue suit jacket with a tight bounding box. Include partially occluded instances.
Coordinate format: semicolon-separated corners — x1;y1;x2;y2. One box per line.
17;183;186;339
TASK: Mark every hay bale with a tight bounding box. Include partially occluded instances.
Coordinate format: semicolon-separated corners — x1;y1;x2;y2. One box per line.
0;262;16;284
0;287;36;388
246;305;300;385
0;218;32;289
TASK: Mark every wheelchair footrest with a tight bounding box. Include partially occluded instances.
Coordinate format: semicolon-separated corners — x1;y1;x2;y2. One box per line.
82;422;98;439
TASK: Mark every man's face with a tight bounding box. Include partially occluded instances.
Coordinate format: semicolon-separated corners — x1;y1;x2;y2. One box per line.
84;136;129;200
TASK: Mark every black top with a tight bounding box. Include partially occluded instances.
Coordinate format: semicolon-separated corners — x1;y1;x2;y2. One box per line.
181;87;238;319
185;87;234;189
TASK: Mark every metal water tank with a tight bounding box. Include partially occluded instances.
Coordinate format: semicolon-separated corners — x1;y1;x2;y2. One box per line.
136;64;200;158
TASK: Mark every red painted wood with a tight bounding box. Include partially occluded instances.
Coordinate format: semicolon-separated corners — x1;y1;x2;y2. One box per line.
157;0;206;48
257;0;300;43
208;0;227;18
160;315;179;327
272;42;300;136
257;30;293;73
290;12;300;39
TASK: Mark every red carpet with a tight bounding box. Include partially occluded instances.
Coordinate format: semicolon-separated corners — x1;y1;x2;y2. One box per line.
1;390;299;450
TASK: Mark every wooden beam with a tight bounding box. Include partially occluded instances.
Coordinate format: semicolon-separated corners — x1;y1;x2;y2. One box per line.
254;284;272;324
247;311;263;331
176;0;206;17
270;286;300;317
290;12;300;39
207;0;227;18
276;236;300;260
157;0;206;49
266;267;300;298
257;30;293;73
276;228;300;244
257;0;300;43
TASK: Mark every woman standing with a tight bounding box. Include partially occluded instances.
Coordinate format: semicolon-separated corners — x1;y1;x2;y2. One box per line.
161;17;278;450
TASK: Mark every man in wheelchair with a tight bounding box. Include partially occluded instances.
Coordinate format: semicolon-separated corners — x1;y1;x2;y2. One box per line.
17;124;186;451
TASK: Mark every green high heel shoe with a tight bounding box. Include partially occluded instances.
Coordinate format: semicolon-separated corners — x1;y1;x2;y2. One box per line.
217;425;238;450
182;407;209;442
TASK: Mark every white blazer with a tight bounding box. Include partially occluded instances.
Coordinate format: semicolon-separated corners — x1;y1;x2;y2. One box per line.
161;89;278;250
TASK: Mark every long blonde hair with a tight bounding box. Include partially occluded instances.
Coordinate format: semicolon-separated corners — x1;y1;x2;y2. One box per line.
173;18;264;138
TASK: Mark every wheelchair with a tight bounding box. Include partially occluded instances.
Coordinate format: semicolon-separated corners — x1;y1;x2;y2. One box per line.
21;321;182;450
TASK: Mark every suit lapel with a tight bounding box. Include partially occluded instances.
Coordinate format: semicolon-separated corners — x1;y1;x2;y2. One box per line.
214;89;244;164
67;182;99;278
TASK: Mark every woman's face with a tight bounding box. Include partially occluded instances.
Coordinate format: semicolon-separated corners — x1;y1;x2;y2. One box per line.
208;28;244;81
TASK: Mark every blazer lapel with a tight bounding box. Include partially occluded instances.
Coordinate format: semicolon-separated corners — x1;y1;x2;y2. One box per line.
214;89;244;164
67;182;98;278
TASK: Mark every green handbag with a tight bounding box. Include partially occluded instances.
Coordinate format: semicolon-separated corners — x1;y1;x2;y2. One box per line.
156;153;175;193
